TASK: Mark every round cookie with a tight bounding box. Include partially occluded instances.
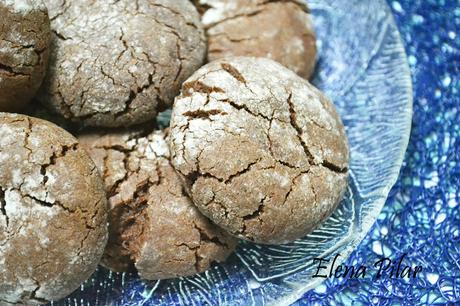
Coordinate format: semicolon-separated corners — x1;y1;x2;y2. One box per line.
0;113;108;305
169;57;349;244
0;0;51;112
78;127;237;279
39;0;206;127
196;0;317;79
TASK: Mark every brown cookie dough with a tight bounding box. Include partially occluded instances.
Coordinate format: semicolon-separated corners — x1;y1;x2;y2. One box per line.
0;0;51;112
78;128;237;280
169;57;349;244
196;0;317;79
0;113;108;305
39;0;206;127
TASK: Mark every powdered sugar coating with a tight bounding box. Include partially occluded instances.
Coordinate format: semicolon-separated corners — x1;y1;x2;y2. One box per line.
0;113;108;305
169;57;349;244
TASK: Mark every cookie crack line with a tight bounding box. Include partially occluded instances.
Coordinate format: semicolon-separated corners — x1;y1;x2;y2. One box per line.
193;248;202;273
286;92;315;162
22;117;34;161
225;158;261;183
190;221;228;272
51;29;71;41
322;160;348;174
192;221;230;249
0;187;8;228
104;147;131;198
219;98;271;120
182;80;225;96
220;63;246;84
115;73;156;119
150;3;199;30
220;62;258;96
183;109;228;120
184;157;262;188
0;62;29;77
23;193;75;216
240;195;268;235
286;93;348;174
0;276;49;305
27;283;49;305
76;227;93;257
40;142;79;185
236;169;308;238
264;109;305;170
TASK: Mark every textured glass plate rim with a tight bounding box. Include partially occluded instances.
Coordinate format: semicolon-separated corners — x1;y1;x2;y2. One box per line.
272;3;414;305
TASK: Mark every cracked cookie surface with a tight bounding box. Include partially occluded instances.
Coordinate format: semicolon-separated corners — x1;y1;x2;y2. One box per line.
195;0;317;79
0;113;108;305
78;127;237;280
0;0;50;112
169;56;349;244
39;0;206;127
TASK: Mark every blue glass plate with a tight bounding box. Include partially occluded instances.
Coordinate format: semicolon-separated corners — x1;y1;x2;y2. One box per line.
51;0;412;305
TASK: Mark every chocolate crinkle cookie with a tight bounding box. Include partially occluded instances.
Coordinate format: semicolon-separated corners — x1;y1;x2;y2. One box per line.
39;0;206;127
0;113;108;305
195;0;317;79
169;57;349;245
78;127;237;280
0;0;50;112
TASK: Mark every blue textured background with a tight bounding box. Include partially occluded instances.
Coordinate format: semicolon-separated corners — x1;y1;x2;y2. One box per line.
297;0;460;305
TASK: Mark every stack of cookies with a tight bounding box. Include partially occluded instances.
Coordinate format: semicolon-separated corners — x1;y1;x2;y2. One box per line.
0;0;349;304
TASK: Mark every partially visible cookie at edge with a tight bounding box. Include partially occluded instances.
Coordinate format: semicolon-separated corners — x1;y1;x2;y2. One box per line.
195;0;317;79
0;0;51;112
0;113;108;305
